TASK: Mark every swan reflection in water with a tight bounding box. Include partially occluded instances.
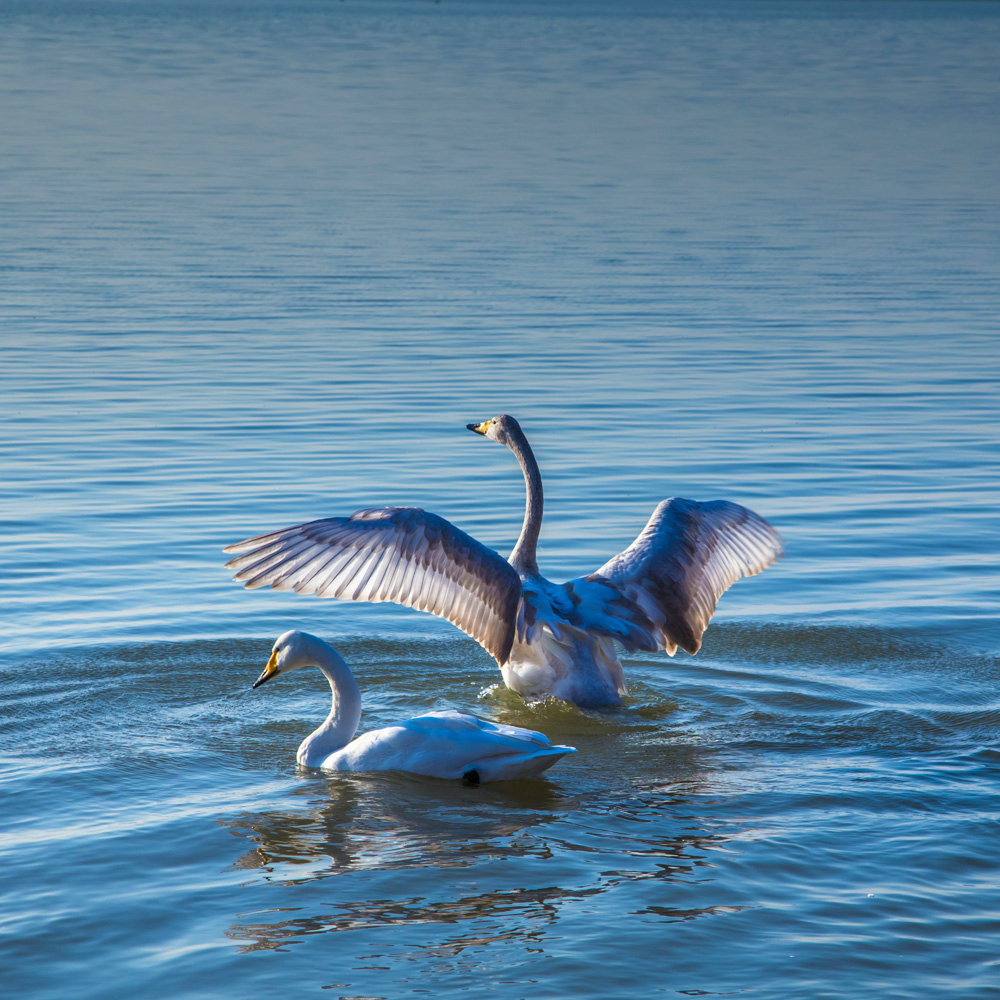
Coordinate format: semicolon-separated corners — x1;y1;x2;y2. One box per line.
222;742;736;956
226;769;571;882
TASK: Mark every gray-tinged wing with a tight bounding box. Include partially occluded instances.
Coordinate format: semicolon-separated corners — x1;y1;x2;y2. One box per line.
224;507;522;665
565;498;782;656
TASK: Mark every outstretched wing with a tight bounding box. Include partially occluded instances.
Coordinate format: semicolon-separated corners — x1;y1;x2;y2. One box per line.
224;507;521;664
565;497;782;656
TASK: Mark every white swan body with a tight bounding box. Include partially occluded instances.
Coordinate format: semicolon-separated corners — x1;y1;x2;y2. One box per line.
253;630;576;782
227;415;783;708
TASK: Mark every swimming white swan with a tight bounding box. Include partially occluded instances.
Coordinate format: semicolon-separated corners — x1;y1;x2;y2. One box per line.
226;415;782;708
252;630;576;782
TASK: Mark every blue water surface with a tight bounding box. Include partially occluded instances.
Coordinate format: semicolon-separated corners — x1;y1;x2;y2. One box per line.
2;2;999;998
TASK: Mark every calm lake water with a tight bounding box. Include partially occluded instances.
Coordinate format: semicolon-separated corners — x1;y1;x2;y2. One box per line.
2;1;1000;997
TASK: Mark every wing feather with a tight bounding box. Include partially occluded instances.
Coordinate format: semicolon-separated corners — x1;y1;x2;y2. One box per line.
231;536;317;587
571;497;782;656
355;546;394;604
292;548;347;595
224;507;522;664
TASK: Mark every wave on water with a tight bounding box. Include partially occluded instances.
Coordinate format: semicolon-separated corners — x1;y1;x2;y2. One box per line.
4;619;998;776
4;621;1000;1000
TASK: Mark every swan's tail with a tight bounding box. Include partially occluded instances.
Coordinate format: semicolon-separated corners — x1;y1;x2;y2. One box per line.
471;745;577;783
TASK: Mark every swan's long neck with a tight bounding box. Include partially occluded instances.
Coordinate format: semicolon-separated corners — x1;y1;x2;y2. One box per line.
295;640;363;767
506;423;543;576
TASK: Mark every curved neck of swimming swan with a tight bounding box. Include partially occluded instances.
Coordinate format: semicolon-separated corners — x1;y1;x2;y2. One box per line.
296;639;364;767
506;422;543;576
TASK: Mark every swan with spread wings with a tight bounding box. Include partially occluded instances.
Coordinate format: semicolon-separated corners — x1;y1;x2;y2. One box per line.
224;415;782;708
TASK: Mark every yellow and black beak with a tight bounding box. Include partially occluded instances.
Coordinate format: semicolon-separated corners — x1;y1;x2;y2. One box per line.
252;649;281;689
466;419;491;436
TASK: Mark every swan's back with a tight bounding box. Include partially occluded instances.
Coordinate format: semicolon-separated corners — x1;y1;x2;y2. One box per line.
316;710;576;782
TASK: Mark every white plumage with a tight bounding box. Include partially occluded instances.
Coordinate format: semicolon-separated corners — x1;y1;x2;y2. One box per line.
226;415;782;707
253;630;576;783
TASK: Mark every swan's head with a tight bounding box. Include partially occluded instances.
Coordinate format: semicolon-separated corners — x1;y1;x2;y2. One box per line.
252;629;320;689
466;413;522;446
